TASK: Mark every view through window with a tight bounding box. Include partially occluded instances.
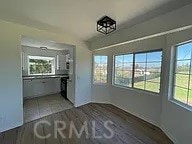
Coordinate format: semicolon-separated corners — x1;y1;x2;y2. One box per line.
173;42;192;106
114;54;133;87
93;56;108;84
114;51;162;93
134;51;162;93
28;56;55;75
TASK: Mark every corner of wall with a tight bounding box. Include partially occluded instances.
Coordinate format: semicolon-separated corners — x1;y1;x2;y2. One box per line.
160;125;180;144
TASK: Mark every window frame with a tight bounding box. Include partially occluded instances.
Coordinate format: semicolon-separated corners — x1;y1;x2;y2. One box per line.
113;53;134;88
93;55;108;85
171;41;192;108
28;55;56;76
113;49;163;94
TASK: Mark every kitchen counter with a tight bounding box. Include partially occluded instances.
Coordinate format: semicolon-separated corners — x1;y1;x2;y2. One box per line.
23;74;69;80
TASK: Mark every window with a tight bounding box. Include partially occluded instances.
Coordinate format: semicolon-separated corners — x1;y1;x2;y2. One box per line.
113;50;162;93
93;55;108;84
28;56;55;75
114;54;133;87
173;42;192;107
134;51;162;93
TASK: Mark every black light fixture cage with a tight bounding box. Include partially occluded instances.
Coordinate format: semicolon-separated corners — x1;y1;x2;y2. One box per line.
97;16;116;34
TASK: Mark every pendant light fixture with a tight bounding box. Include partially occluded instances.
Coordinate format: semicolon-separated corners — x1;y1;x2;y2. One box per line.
97;16;116;34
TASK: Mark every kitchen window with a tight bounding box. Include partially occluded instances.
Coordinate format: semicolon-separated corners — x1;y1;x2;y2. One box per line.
113;50;162;94
93;55;108;84
172;41;192;107
28;56;55;75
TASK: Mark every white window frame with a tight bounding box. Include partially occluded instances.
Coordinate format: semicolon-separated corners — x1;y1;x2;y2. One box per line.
171;41;192;109
28;55;55;75
113;49;163;94
113;53;134;88
93;55;108;85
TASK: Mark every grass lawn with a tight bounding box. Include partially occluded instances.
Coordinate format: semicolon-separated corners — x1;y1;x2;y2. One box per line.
134;74;192;106
134;77;160;93
174;74;192;106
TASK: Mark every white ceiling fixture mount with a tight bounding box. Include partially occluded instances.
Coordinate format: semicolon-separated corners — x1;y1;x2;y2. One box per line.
40;46;48;50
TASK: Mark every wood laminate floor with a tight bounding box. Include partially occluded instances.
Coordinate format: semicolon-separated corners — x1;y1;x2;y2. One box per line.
0;103;173;144
24;94;73;123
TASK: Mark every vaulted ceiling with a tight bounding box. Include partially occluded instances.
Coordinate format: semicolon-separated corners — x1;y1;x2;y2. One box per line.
0;0;191;41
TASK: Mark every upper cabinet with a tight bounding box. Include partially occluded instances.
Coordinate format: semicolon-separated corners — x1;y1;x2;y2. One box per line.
57;54;66;70
66;54;73;74
66;54;70;62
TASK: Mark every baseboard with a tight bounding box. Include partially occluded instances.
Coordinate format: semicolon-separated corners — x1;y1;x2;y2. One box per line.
90;101;160;127
0;121;23;133
91;100;112;105
23;92;60;100
75;99;92;107
111;103;160;127
91;101;177;143
160;125;179;144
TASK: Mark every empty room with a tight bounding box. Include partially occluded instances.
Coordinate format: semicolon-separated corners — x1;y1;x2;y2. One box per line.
0;0;192;144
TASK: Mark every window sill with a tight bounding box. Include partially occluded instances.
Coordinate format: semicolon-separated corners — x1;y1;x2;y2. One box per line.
169;99;192;112
28;74;55;76
93;82;108;86
112;84;160;97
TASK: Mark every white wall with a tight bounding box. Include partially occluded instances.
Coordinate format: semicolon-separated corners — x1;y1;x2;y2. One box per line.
75;43;92;107
91;3;192;144
92;13;192;144
92;28;192;144
91;50;112;104
160;28;192;144
0;28;23;133
92;36;165;126
0;20;92;132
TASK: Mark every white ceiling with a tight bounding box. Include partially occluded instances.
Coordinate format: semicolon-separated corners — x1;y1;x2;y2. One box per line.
21;36;75;51
0;0;191;41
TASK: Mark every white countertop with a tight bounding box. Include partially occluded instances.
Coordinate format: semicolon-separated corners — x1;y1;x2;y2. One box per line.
23;75;69;80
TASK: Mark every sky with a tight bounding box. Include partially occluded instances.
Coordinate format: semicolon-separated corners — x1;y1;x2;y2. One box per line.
115;51;162;63
94;56;107;64
177;42;192;60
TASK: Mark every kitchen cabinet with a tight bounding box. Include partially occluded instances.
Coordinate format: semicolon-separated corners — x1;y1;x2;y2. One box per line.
57;54;66;70
43;78;60;95
67;79;75;104
66;54;70;62
68;59;73;74
23;79;44;98
23;78;60;99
